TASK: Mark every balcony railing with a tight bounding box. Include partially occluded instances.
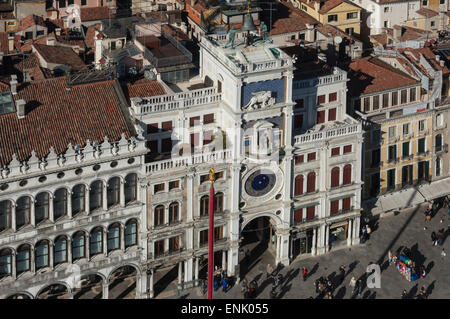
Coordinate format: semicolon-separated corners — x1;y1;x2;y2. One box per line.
294;124;360;145
401;154;414;161
131;87;221;115
435;144;448;154
386;157;399;164
417;129;429;136
402;132;414;140
388;136;399;143
329;206;356;217
145;149;232;174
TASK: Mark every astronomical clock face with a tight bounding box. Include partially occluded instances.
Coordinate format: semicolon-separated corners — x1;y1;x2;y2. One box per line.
244;169;276;197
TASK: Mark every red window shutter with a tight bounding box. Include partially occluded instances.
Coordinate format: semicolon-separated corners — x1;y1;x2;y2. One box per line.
317;95;325;104
342;197;351;211
162;121;172;131
147;123;158;133
295;154;304;164
203;130;213;145
307;152;316;161
317;110;325;124
190;116;200;127
161;138;172;153
331;167;340;187
306;206;315;219
330;200;339;214
343;145;352;154
294;114;303;129
190;133;199;146
343;164;352;185
331;147;340;156
328;108;337;121
307;172;316;193
203;113;214;124
294;208;303;223
329;92;337;102
294;175;304;196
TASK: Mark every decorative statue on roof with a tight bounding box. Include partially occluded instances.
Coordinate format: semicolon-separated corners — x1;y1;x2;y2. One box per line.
225;26;237;48
260;21;268;42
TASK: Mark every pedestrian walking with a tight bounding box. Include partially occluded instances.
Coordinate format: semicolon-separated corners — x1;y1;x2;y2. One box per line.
431;231;437;246
302;267;308;281
417;285;427;299
441;248;446;258
222;277;228;292
388;250;393;264
269;288;277;299
437;230;445;246
213;278;218;291
241;278;248;295
401;289;408;299
349;276;356;290
420;266;426;279
266;263;273;279
361;226;367;243
357;280;362;296
339;265;346;277
314;278;320;293
202;279;207;295
425;209;432;222
277;273;283;287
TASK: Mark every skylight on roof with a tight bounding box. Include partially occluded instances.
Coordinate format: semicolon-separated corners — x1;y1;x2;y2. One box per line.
0;92;15;115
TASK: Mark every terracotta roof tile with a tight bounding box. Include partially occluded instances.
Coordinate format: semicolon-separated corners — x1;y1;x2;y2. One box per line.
80;6;112;22
32;43;87;71
0;77;135;166
269;2;319;35
0;31;10;54
317;24;360;43
347;56;418;96
416;8;439;17
126;78;166;98
18;15;47;32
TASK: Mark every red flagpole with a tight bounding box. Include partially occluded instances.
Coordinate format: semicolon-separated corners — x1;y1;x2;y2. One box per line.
208;169;215;299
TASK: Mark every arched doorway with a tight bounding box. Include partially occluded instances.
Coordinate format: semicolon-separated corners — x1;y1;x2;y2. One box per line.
108;265;137;299
73;274;103;299
36;284;70;299
239;216;277;279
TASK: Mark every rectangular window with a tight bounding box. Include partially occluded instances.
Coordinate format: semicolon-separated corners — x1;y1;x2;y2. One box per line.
190;116;200;127
169;236;180;252
384;7;389;12
328;108;336;121
330;200;339;214
295;98;304;109
317;110;325;124
294;114;303;129
72;236;85;260
200;175;209;184
387;169;395;190
17;249;30;273
307;152;316;161
294;208;303;224
154;183;165;193
402;141;410;157
392;91;398;106
295;154;304;164
59;0;66;8
329;92;337;102
388;145;397;161
306;206;315;219
169;180;179;190
418;120;425;132
107;227;120;251
409;87;416;102
200;229;208;246
342;197;351;211
401;89;407;104
328;14;338;22
345;28;354;35
372;95;379;110
403;123;410;136
214;226;224;241
331;147;340;156
161;138;172;153
203;113;214;124
389;126;397;139
317;95;326;104
343;145;352;154
346;12;357;19
36;30;44;37
384;20;389;28
418;138;425;153
35;244;49;269
81;0;86;5
364;97;370;112
161;121;172;131
154;240;165;257
382;93;389;108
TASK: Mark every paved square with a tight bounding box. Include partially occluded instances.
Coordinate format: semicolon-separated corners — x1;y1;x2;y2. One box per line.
177;202;450;299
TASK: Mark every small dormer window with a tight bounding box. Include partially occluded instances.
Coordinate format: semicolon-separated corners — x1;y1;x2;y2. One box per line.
111;41;116;50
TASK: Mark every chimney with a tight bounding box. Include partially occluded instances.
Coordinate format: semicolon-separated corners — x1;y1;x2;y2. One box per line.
16;99;26;119
10;75;17;94
55;28;61;36
73;45;80;54
440;60;445;67
46;37;55;46
393;26;402;40
435;55;440;62
8;36;14;53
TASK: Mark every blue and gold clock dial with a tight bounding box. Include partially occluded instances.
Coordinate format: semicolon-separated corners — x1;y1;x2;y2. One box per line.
245;170;276;197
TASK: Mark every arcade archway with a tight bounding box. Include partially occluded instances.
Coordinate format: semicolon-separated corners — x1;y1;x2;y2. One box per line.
108;265;137;299
239;216;277;279
36;283;70;299
73;274;104;299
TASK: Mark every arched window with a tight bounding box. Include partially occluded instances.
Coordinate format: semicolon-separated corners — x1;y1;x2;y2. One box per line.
169;202;179;224
0;200;12;232
294;175;304;196
89;227;103;257
35;192;49;224
54;236;67;265
435;134;443;152
343;164;352;185
72;184;85;216
16;244;31;274
125;173;137;204
307;172;316;193
89;181;103;211
331;167;340;188
54;189;67;221
16;196;31;229
154;205;165;226
125;220;137;248
107;223;120;252
107;177;120;208
0;248;12;278
200;195;209;216
35;240;49;270
214;192;224;213
436;113;443;127
72;232;85;261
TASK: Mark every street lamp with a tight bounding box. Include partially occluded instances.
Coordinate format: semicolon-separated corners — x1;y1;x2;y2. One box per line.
208;168;215;299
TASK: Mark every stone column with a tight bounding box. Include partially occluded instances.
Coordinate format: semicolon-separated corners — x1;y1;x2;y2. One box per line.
102;184;108;211
49;242;54;270
353;216;361;245
11;251;16;279
67;238;72;263
11;204;16;232
137;270;147;299
186;168;195;222
222;250;227;271
278;232;290;266
311;227;317;255
86;234;90;261
31;247;36;273
184;258;193;288
49;195;54;222
228;164;241;277
85;189;90;215
194;257;199;286
178;261;183;290
103;229;108;256
324;225;329;253
120;224;125;251
67;192;72;219
149;269;154;298
347;219;353;246
283;105;294;150
31;200;35;227
120;180;125;207
102;282;109;299
316;224;326;255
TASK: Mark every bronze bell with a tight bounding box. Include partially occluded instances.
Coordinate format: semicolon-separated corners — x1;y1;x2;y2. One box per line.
241;11;256;32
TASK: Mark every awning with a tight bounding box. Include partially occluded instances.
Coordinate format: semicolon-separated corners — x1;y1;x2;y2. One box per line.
417;177;450;201
376;188;425;212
